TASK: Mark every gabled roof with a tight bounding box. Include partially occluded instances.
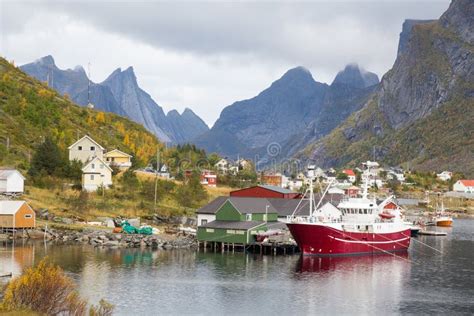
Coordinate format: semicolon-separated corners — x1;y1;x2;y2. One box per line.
258;185;296;194
459;180;474;186
82;156;113;172
104;149;132;158
0;169;25;180
68;135;104;150
343;169;355;176
197;196;228;214
227;197;278;214
200;220;265;230
0;201;28;215
197;194;344;217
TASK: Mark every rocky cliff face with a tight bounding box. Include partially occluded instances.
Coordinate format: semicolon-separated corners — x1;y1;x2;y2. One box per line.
20;57;209;143
299;0;474;175
397;20;436;56
196;64;379;161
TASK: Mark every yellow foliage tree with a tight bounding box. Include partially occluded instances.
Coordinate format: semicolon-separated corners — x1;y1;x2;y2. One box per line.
95;112;106;123
37;88;54;99
1;258;114;315
1;259;87;315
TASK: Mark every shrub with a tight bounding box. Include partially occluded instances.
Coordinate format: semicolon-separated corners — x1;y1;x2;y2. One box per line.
1;259;114;316
1;258;87;315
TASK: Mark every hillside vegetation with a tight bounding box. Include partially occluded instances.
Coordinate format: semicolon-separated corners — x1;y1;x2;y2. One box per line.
0;57;161;170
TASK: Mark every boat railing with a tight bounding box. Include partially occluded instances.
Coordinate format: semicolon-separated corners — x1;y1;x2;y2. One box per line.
286;215;342;224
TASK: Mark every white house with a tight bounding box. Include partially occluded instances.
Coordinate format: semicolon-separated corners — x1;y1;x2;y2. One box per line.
437;171;453;181
68;135;105;164
314;202;342;221
81;157;113;192
453;180;474;193
388;171;405;182
342;169;356;183
328;187;345;195
214;158;229;174
104;149;132;170
0;169;25;195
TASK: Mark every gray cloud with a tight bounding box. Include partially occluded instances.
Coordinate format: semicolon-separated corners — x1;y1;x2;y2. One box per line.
1;0;451;125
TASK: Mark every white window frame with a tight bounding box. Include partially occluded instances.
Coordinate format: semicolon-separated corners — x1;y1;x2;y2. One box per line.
206;228;214;233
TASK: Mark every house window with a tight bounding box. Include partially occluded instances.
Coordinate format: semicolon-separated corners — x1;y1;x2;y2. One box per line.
236;231;245;235
91;164;95;169
90;146;95;151
78;146;82;151
263;214;267;221
227;230;236;234
246;214;252;221
201;219;208;226
206;228;214;233
24;214;32;219
90;175;94;180
100;164;104;169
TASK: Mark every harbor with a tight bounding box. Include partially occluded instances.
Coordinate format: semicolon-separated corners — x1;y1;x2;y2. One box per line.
1;218;472;315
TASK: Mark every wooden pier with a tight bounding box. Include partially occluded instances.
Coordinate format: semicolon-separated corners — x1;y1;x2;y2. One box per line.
197;241;299;255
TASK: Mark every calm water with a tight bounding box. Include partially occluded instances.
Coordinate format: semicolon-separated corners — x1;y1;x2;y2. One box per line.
1;219;473;315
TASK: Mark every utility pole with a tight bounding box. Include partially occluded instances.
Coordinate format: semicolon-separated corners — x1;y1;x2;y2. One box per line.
154;149;160;209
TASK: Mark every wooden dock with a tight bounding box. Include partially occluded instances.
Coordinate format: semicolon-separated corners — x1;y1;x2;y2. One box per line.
418;230;447;236
198;241;299;255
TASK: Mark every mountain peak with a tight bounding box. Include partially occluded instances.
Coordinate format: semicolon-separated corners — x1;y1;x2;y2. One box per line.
281;66;313;80
332;64;379;88
270;66;316;91
166;109;180;118
37;55;56;67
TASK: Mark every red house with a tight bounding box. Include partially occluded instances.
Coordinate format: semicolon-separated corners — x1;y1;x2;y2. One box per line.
184;169;217;187
200;170;217;187
230;185;301;199
345;186;360;198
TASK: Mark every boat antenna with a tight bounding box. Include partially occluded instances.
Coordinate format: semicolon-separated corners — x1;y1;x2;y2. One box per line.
362;167;369;199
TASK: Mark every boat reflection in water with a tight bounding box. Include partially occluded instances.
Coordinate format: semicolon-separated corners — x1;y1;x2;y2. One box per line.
296;252;409;273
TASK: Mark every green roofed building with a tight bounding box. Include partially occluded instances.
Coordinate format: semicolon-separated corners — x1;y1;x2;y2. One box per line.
197;199;278;244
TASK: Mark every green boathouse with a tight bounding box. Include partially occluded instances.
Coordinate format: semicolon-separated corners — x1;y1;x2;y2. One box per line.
197;198;278;244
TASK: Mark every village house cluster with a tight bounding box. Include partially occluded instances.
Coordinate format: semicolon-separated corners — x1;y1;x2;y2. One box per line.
214;158;251;175
68;135;132;192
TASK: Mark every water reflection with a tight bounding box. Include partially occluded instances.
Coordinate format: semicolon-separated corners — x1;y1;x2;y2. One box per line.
296;252;409;272
0;220;473;315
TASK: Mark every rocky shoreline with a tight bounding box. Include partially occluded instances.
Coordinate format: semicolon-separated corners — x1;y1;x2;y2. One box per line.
4;228;197;250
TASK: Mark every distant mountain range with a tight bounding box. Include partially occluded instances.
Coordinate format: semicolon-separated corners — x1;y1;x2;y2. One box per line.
19;0;473;175
194;64;379;163
298;0;474;175
20;57;209;144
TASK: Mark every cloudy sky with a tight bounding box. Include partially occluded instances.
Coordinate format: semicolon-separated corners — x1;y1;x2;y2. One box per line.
1;0;450;126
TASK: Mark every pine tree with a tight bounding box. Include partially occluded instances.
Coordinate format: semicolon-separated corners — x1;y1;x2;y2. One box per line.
28;137;65;176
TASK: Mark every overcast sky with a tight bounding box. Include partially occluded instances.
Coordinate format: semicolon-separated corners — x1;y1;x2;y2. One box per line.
1;0;450;126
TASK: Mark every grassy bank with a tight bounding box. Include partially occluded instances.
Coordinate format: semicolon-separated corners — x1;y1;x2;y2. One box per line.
23;173;232;222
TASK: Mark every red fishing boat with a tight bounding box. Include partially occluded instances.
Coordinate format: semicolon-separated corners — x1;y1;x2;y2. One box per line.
286;165;411;256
